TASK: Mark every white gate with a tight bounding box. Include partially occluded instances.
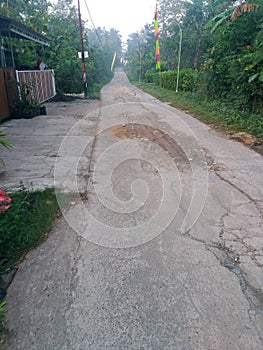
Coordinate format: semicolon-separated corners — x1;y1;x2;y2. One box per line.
16;69;56;103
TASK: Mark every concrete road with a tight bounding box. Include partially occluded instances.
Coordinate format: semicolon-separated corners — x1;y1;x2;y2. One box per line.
4;69;263;349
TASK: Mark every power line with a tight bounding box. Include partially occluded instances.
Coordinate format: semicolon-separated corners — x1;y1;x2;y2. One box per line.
82;0;103;46
78;0;88;98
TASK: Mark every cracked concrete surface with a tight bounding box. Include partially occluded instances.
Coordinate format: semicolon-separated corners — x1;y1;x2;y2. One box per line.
2;69;263;349
0;100;99;191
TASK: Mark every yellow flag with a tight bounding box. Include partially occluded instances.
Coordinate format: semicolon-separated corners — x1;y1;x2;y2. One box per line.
111;52;117;72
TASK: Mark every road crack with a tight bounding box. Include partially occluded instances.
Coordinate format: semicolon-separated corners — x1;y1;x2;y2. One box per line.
184;223;263;341
214;170;262;216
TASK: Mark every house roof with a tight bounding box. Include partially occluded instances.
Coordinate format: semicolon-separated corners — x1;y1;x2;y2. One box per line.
0;14;49;46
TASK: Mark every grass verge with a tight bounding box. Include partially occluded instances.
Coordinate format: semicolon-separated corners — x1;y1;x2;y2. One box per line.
88;75;113;99
0;187;60;338
0;188;59;274
137;82;263;143
88;83;104;99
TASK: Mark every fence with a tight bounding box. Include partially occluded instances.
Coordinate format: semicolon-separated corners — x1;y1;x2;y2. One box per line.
0;68;17;120
16;70;56;104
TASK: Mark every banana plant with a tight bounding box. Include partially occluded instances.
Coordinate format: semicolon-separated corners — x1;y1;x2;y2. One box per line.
205;0;259;32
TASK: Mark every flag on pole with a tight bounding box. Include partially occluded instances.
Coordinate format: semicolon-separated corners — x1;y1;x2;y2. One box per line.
154;3;160;70
111;52;117;72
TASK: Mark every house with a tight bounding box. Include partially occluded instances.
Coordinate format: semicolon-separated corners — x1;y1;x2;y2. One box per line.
0;15;56;120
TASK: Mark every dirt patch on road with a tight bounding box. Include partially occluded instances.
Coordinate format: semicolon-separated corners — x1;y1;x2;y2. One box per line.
111;123;190;169
226;131;263;156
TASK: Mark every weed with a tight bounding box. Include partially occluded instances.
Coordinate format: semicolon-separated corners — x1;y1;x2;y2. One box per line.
0;130;13;166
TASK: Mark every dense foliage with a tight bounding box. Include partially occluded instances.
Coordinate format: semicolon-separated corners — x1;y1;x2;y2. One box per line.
0;0;123;93
125;0;263;117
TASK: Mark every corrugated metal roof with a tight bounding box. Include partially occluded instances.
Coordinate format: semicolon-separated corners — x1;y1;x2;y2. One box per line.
0;14;49;46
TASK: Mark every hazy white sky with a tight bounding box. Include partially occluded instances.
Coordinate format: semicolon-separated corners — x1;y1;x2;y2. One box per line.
79;0;156;42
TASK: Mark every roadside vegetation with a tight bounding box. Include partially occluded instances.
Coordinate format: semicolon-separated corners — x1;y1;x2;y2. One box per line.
125;0;263;142
0;0;262;343
0;187;60;334
136;80;263;142
0;187;59;274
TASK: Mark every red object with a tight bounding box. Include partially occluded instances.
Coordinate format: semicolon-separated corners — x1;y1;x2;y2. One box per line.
0;189;12;213
36;59;42;70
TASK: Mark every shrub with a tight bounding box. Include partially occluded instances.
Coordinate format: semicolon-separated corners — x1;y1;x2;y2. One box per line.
161;71;177;91
145;69;199;92
145;71;155;83
180;68;199;92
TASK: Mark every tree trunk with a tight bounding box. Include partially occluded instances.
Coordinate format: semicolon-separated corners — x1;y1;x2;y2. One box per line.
194;30;201;70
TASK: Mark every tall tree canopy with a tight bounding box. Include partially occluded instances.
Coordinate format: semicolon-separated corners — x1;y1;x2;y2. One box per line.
125;0;263;113
0;0;122;93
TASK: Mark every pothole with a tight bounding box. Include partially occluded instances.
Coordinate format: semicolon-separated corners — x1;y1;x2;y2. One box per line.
111;123;191;170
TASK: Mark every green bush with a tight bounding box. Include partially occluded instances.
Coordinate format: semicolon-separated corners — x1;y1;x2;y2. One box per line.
161;71;178;90
145;71;160;85
145;69;199;92
145;71;155;83
180;68;200;92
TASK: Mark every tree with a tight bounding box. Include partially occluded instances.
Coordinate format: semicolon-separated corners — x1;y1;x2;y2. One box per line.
156;0;213;70
0;0;122;93
0;0;50;69
45;0;84;92
182;0;211;70
125;24;155;80
202;0;263;112
88;27;123;84
158;0;185;70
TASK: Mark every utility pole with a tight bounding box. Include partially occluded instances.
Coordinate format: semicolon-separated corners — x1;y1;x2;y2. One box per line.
77;0;88;98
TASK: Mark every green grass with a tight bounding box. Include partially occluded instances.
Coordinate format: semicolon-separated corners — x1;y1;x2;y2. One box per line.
137;82;263;142
0;188;59;274
0;187;69;341
88;75;114;99
88;83;103;99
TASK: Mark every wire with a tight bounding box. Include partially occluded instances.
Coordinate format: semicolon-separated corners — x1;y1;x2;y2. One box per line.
82;0;103;46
